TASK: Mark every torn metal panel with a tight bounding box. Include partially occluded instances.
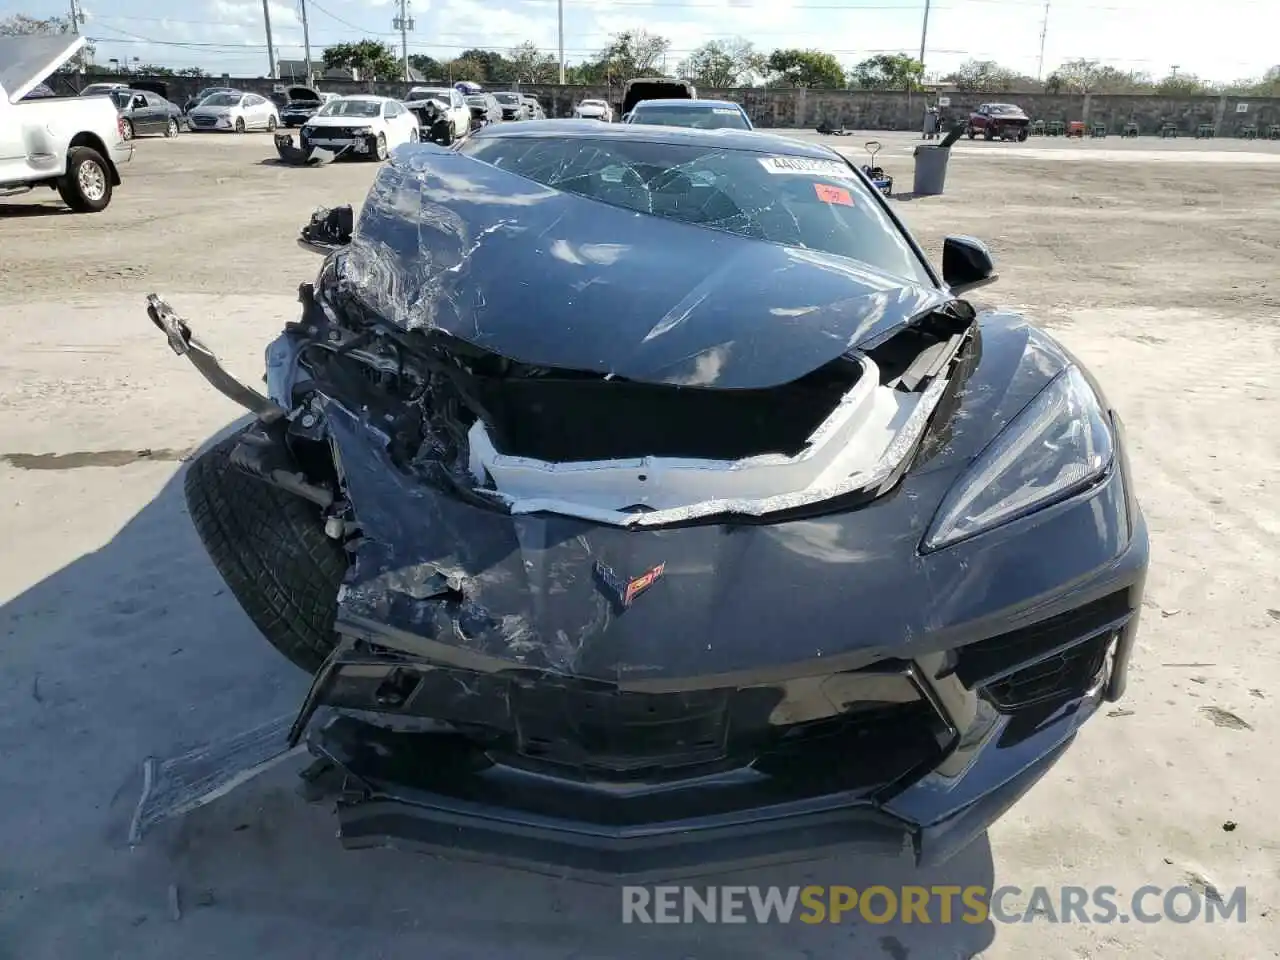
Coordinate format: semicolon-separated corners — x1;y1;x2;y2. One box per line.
274;131;346;166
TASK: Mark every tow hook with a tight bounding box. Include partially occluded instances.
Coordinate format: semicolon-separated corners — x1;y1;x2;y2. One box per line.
146;294;289;424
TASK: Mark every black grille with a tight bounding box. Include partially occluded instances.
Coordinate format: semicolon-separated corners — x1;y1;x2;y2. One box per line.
189;115;217;127
984;632;1113;711
952;590;1132;711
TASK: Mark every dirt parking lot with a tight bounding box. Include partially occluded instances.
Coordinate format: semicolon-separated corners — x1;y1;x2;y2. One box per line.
1;129;1277;959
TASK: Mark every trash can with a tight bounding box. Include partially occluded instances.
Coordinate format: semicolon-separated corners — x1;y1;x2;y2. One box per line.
912;144;952;196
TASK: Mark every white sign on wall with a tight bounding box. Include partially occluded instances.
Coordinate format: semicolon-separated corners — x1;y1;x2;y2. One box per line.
1236;102;1250;112
937;97;951;107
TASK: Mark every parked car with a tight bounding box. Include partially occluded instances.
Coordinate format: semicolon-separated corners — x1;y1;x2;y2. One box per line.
280;86;336;128
187;91;279;133
111;88;185;139
622;77;696;116
573;98;613;122
625;98;752;130
967;103;1030;141
520;95;545;120
466;93;502;128
298;95;419;161
0;34;132;212
79;81;129;97
491;91;528;121
151;118;1150;879
183;86;239;115
403;86;470;144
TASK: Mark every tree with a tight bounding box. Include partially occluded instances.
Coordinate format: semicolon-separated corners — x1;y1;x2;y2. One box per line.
943;59;1034;93
508;42;557;83
322;40;400;81
580;30;671;85
444;57;485;83
848;53;923;91
677;38;764;87
765;49;845;88
1045;58;1152;94
175;66;209;78
134;64;174;76
1;13;94;69
455;48;512;84
408;54;442;79
1154;71;1213;96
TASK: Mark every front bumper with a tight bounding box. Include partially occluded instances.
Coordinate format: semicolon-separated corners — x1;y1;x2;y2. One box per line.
109;139;133;168
296;451;1147;880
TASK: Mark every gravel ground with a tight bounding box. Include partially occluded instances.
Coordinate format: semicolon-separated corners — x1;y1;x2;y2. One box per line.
0;128;1277;960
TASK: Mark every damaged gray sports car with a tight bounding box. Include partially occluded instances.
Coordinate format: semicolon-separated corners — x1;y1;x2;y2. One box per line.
152;121;1148;879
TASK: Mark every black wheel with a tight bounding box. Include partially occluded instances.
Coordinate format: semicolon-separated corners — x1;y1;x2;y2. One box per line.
234;116;245;133
184;429;347;673
434;119;454;146
165;117;179;138
56;146;112;213
1017;128;1029;142
967;127;976;139
373;132;388;160
408;127;419;143
120;118;134;141
983;127;994;140
267;115;277;132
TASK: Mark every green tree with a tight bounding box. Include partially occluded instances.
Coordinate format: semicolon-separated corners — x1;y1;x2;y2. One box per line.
765;49;845;88
408;53;442;78
135;64;174;76
1045;58;1152;94
453;48;512;84
943;59;1034;93
848;53;923;91
508;42;557;83
678;37;764;87
1154;71;1214;96
322;40;400;81
580;30;671;85
175;66;209;78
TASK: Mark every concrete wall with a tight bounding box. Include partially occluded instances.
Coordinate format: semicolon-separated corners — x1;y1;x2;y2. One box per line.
57;72;1280;136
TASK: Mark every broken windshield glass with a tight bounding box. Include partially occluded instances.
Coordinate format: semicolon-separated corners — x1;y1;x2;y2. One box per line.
457;137;930;284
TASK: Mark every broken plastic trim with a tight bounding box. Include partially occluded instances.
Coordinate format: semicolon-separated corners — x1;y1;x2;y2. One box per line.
469;347;960;528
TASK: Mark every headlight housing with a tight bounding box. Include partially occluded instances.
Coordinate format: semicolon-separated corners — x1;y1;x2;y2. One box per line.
352;126;374;135
922;365;1114;551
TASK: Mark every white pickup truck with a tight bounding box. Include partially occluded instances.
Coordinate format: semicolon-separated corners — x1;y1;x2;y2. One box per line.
0;34;133;213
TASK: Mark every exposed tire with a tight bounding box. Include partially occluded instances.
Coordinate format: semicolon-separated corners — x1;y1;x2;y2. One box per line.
184;429;347;673
983;127;994;141
374;132;388;160
408;127;419;143
234;116;246;133
121;118;134;141
967;127;976;139
267;115;278;132
434;119;454;146
1017;128;1029;142
56;146;112;213
165;117;179;138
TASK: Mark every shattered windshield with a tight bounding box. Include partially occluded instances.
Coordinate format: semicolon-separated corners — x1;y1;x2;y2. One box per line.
459;137;931;283
318;99;382;117
631;105;749;129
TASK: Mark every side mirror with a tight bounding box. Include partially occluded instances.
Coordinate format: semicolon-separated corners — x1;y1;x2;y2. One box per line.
942;236;998;294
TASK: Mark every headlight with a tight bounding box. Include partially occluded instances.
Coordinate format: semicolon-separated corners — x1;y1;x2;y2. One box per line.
351;126;373;135
922;366;1114;551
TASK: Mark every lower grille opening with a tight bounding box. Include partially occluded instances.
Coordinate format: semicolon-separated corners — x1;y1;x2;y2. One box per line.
984;631;1114;711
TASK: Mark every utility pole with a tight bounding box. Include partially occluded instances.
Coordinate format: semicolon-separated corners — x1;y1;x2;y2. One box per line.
393;0;414;83
558;0;565;84
67;0;87;72
917;0;931;73
261;0;276;78
299;0;314;86
1036;0;1050;80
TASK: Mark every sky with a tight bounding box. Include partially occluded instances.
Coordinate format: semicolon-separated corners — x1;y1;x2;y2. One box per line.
9;0;1279;84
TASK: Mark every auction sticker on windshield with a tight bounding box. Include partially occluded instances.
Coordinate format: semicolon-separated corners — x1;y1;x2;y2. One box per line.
759;156;856;178
813;183;853;206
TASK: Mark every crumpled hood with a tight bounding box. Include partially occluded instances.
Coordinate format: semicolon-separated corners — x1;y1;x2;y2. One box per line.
338;146;952;389
0;34;86;104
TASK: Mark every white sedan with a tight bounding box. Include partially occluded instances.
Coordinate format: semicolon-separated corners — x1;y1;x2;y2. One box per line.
299;95;420;160
573;98;613;122
186;91;280;133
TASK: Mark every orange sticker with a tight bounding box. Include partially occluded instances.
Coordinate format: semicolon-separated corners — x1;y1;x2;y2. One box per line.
814;183;853;206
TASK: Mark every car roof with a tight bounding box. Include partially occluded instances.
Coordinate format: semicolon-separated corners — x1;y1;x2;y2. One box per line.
632;98;744;110
469;119;835;159
335;94;388;102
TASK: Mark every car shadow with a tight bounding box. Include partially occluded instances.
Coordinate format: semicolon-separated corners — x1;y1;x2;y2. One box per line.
0;420;998;959
0;201;72;217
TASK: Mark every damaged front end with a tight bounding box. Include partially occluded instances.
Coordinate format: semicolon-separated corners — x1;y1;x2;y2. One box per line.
274;131;349;166
151;144;1147;878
